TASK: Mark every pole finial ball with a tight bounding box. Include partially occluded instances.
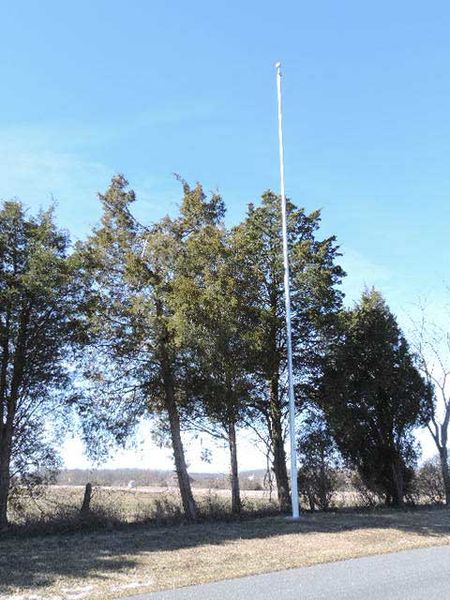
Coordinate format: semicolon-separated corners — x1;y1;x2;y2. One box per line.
275;61;281;69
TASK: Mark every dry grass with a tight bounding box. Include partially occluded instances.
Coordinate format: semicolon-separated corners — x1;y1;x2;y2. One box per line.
1;505;450;600
8;486;279;534
8;485;372;530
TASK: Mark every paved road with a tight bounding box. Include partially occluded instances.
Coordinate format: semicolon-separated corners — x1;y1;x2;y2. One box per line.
126;545;450;600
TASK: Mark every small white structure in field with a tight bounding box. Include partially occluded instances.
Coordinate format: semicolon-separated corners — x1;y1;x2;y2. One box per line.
127;480;137;490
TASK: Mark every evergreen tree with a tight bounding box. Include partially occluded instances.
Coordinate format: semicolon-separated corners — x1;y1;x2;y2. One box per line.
78;175;224;521
318;289;433;506
171;220;254;513
0;201;82;529
233;191;344;510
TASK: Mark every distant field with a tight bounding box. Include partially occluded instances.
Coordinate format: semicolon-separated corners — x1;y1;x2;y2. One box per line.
2;506;450;600
56;484;271;498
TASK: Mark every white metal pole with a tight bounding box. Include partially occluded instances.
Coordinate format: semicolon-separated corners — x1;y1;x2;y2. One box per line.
275;62;300;519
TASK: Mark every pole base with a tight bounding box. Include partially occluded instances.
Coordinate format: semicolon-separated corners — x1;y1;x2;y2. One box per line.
285;514;301;521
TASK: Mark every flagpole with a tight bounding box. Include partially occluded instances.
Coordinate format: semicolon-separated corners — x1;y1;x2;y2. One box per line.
275;62;300;519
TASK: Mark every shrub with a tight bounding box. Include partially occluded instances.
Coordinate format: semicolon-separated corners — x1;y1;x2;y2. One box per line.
297;408;340;511
350;472;383;508
414;457;445;505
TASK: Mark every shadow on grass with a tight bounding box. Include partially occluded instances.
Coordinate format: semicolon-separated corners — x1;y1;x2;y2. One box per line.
0;505;449;596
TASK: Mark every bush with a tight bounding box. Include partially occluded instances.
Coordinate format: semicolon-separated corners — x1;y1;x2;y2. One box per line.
297;408;340;511
239;477;265;491
350;471;383;508
298;466;337;512
413;457;445;505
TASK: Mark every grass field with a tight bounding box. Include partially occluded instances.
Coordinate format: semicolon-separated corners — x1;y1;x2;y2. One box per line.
1;487;450;600
8;485;364;529
8;485;280;531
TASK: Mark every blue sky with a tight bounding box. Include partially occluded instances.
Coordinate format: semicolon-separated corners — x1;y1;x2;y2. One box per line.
2;1;449;470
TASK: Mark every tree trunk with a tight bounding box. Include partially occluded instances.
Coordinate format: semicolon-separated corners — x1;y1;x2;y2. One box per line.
0;305;29;530
267;372;291;511
155;294;197;522
271;414;291;511
438;446;450;506
0;447;11;530
390;458;404;507
0;408;14;531
319;453;328;511
165;389;197;521
160;354;197;521
228;419;241;514
80;482;92;515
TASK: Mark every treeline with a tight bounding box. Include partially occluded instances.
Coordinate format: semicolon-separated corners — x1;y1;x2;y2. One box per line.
57;469;173;487
55;468;266;489
0;175;448;529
